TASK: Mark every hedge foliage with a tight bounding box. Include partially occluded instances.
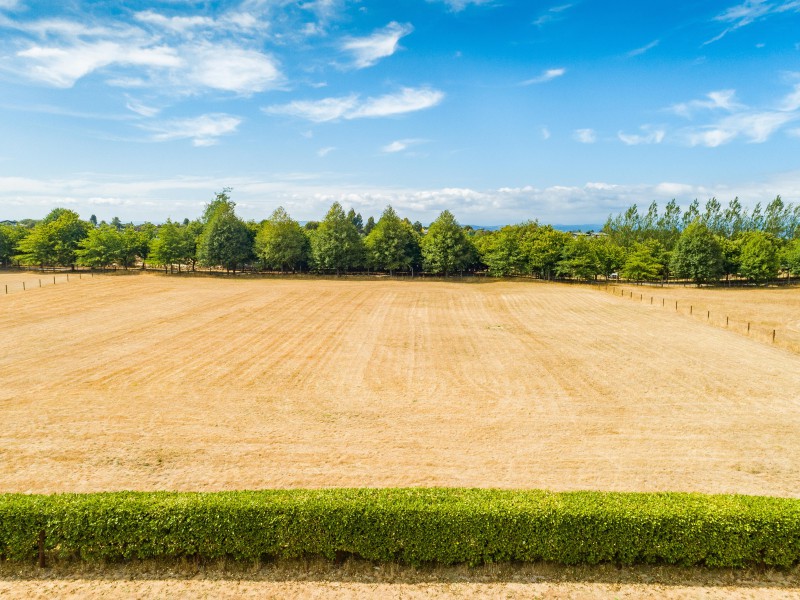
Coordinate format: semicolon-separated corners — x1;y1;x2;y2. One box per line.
1;488;799;568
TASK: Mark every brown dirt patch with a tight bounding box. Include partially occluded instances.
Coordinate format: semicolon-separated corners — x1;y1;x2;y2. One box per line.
1;274;799;496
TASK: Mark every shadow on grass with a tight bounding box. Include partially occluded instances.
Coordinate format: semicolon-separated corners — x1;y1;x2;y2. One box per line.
2;557;799;590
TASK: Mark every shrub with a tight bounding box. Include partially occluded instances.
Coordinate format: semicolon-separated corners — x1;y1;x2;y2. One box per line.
1;489;799;568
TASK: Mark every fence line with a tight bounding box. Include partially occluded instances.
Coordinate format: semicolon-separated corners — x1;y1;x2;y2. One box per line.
1;271;94;296
605;284;799;354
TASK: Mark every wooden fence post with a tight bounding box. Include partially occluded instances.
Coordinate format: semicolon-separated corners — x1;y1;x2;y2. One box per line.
38;530;45;568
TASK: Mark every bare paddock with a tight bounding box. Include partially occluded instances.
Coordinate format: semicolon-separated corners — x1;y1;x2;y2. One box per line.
1;274;798;496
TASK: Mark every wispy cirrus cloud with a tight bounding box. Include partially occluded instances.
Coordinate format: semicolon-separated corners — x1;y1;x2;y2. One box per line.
706;0;800;44
431;0;496;12
521;67;565;85
573;128;596;143
143;113;242;146
533;4;574;27
342;22;413;69
683;111;797;146
381;138;427;153
125;98;160;118
617;126;665;145
317;146;336;157
674;84;800;146
628;39;659;57
668;89;742;118
264;87;444;122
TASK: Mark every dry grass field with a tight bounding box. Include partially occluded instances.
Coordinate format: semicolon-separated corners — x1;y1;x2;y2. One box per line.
1;273;799;497
608;282;800;353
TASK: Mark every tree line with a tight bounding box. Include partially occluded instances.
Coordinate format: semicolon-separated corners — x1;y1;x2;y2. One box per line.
1;192;799;285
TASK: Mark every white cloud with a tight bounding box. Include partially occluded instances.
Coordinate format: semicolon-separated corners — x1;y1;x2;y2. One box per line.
4;171;800;225
134;10;214;33
533;4;573;27
184;44;281;94
788;128;800;137
675;83;800;146
669;89;741;118
573;128;596;143
317;146;336;157
125;98;160;118
0;0;20;9
618;127;665;145
265;87;444;122
342;22;413;69
781;83;800;111
265;95;359;122
684;111;797;147
4;9;282;95
541;127;551;140
350;87;444;118
706;0;800;44
381;138;427;153
628;39;659;57
433;0;495;12
16;41;181;88
521;68;566;85
144;113;242;146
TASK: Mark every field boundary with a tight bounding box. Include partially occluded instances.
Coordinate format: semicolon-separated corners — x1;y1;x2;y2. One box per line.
1;271;98;295
2;489;800;569
604;284;800;354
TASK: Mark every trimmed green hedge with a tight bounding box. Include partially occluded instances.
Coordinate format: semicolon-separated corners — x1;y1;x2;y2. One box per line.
1;489;799;567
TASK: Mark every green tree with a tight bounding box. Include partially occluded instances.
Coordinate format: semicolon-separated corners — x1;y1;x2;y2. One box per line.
363;216;376;236
520;224;571;280
311;202;364;274
592;235;626;279
557;235;599;280
738;231;780;284
670;220;724;285
150;220;193;273
420;210;475;276
785;239;800;279
197;202;252;273
16;208;88;269
255;207;309;272
364;206;418;275
76;225;123;268
347;208;364;235
621;241;664;283
475;226;524;277
0;224;26;267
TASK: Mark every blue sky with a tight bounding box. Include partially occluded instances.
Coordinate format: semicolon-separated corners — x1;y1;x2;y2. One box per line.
1;0;799;225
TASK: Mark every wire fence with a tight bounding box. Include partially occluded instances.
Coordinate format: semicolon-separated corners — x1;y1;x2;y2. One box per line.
606;284;800;355
1;271;96;295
